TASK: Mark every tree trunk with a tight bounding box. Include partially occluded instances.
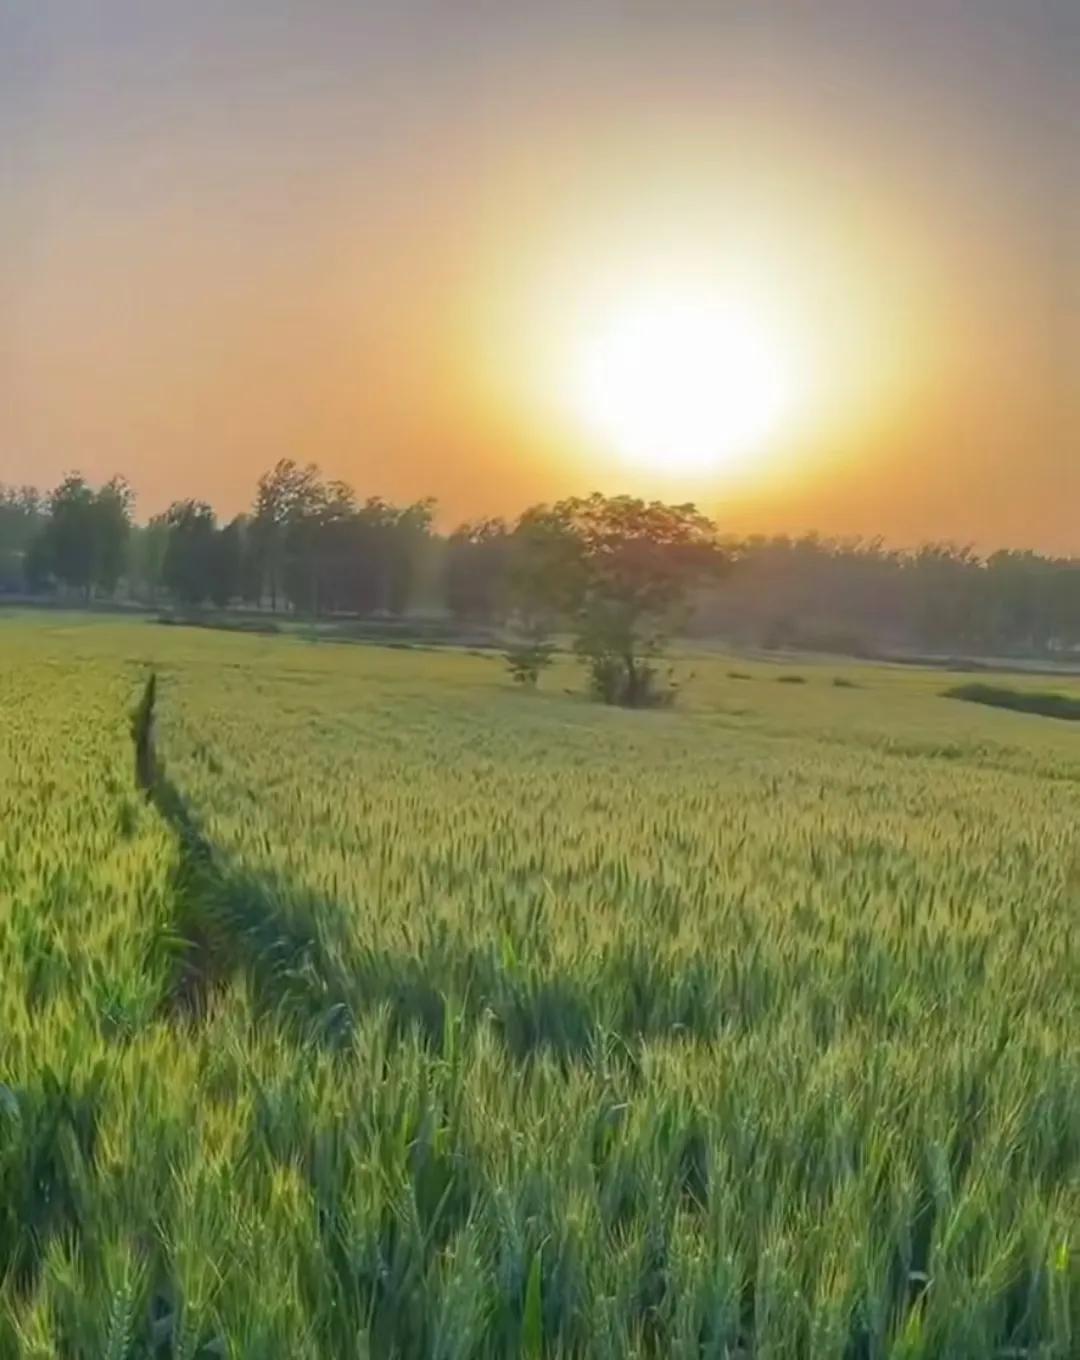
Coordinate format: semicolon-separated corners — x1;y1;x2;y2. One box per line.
624;653;638;706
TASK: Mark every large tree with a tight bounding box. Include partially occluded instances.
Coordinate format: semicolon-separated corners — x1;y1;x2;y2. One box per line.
383;499;435;616
92;476;135;596
130;516;171;603
208;516;246;608
249;460;322;611
0;485;45;591
33;473;133;598
248;461;436;618
444;518;512;623
162;500;218;606
41;474;97;596
513;493;725;706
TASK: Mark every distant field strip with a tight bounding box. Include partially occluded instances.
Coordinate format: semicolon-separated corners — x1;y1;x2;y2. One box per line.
4;613;1080;1357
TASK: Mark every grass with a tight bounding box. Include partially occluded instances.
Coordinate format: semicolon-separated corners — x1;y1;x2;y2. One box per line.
945;681;1080;722
5;612;1080;1356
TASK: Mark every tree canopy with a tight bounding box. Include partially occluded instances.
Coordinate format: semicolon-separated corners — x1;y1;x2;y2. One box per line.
9;470;1080;681
508;494;726;705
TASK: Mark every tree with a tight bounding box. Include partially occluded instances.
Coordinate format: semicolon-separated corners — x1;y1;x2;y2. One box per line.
28;473;133;599
384;499;434;616
162;500;217;606
250;460;321;611
234;515;264;606
278;465;333;614
91;476;134;596
341;497;401;616
0;484;44;592
208;516;245;608
41;473;98;597
512;493;725;706
129;517;171;602
247;462;439;619
444;518;512;623
905;543;982;652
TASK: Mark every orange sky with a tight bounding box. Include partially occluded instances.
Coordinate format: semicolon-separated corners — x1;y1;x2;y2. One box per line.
2;2;1077;549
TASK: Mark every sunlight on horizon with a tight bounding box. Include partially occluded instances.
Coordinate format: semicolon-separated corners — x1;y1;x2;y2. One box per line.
460;152;943;511
571;285;802;478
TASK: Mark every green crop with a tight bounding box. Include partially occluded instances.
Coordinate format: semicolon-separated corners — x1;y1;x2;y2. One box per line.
3;612;1080;1357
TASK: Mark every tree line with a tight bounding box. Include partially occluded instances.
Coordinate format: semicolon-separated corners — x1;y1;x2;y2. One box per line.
1;464;436;617
698;535;1080;659
6;465;1080;681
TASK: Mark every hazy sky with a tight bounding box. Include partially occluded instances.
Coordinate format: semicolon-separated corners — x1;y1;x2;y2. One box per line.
2;1;1077;547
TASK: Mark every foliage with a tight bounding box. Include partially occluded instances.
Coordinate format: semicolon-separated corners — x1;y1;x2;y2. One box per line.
6;614;1080;1355
700;533;1080;657
512;493;725;707
445;518;512;623
247;460;433;617
127;516;170;602
502;615;555;688
22;474;134;598
92;478;134;596
13;473;1080;668
162;501;218;606
0;485;45;591
208;516;246;608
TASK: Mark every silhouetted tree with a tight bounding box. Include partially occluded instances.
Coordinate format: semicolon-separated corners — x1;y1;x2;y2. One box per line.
208;516;245;607
384;499;434;616
234;515;264;606
247;463;435;618
512;493;725;706
13;462;1080;664
162;500;217;606
250;460;320;611
92;476;134;596
39;474;97;596
129;516;170;602
0;485;44;591
444;518;512;623
31;473;133;599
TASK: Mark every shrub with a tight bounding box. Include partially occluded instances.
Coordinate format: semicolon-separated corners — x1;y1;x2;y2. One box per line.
582;652;677;708
944;683;1080;721
504;617;555;689
505;642;554;688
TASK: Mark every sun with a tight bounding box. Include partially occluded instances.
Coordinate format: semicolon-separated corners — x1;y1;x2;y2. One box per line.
573;287;796;476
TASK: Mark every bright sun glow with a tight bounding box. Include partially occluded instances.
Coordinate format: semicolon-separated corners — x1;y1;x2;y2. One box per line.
574;288;797;476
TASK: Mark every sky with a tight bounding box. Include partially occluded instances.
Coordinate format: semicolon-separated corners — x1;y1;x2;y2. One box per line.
2;1;1077;548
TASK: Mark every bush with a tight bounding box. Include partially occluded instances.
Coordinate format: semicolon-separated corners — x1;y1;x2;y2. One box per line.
944;683;1080;721
776;674;806;685
504;617;555;689
832;677;859;689
505;642;554;688
580;651;679;708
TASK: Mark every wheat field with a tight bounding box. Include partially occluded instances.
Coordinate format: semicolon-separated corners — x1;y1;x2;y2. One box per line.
3;612;1080;1358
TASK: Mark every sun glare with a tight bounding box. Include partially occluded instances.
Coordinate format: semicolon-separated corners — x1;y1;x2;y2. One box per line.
573;288;797;477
